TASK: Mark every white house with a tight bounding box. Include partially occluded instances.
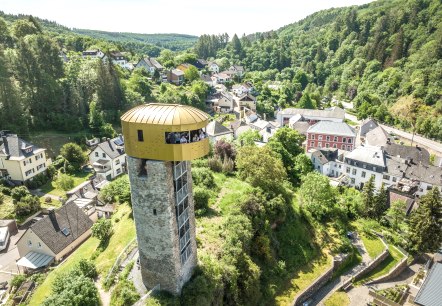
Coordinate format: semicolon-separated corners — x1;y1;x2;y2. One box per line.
206;121;233;143
229;65;245;78
208;62;220;74
212;73;232;84
109;51;128;68
308;148;346;178
82;49;107;61
136;57;163;74
0;131;51;184
277;107;345;126
89;136;126;180
213;92;234;113
232;83;253;96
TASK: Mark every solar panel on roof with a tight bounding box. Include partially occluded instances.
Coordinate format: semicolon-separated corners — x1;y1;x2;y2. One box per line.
114;138;124;146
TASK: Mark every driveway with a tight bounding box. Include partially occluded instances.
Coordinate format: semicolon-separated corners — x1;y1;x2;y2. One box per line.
0;229;25;284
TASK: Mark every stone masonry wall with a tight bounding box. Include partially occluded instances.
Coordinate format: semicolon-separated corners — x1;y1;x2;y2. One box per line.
127;157;196;294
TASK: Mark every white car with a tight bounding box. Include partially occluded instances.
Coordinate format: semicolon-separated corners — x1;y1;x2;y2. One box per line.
0;227;9;251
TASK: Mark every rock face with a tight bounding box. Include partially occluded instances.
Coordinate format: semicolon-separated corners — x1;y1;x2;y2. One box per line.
127;157;197;294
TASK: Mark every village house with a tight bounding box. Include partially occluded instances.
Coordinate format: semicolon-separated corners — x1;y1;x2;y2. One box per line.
200;74;214;87
0;131;51;184
205;121;234;143
65;176;109;216
82;49;107;60
136;57;163;74
365;125;390;147
232;83;253;96
277;106;345;126
212;92;234;113
16;202;93;270
89;135;126;181
167;69;185;85
109;51;128;68
228;65;245;78
359;118;379;141
306;121;356;151
308;148;347;178
176;63;194;72
194;59;208;70
212;72;232;84
208;61;220;74
235;93;257;112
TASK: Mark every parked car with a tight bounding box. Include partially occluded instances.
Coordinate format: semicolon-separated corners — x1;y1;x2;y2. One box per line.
0;227;10;251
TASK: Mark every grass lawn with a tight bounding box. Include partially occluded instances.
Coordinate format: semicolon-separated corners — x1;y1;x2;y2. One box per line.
360;233;385;259
356;245;404;284
275;254;332;305
29;130;91;157
29;204;135;305
39;171;92;197
324;291;350;306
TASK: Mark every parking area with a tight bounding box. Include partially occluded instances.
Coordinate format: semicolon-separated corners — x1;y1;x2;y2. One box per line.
0;228;26;284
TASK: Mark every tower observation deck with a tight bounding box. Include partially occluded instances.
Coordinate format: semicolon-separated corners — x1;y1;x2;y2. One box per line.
121;103;210;294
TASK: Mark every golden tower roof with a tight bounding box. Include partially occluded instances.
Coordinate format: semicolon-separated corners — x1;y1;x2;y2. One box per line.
121;103;209;129
120;103;210;161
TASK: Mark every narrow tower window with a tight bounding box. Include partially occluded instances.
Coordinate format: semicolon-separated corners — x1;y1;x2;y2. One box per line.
137;130;144;142
153;209;157;215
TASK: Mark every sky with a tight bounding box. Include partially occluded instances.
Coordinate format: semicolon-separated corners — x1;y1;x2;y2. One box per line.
0;0;374;36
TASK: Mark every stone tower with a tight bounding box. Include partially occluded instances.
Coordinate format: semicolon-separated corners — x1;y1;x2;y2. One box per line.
121;103;210;294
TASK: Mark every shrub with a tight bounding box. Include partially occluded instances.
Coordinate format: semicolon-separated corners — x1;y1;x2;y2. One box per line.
91;218;113;243
193;187;210;210
191;158;208;168
110;280;140;306
26;172;50;189
0;186;11;195
0;193;4;204
55;173;75;191
100;175;131;205
15;195;41;217
11;275;26;288
207;156;222;172
77;259;98;279
11;186;30;201
192;167;216;189
221;158;234;174
60;143;87;172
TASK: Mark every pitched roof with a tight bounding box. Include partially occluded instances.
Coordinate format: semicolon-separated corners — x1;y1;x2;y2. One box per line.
94;136;125;159
383;143;430;165
206;121;232;137
171;69;184;76
291;122;310;135
360;118;379;136
251;119;273;130
0;134;42;159
307;121;356;137
279;107;345;119
405;163;442;186
366;126;390;146
23;201;93;255
346;146;386;167
415;263;442;306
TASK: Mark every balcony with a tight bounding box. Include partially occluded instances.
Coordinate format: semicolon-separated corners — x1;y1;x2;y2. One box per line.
92;159;111;173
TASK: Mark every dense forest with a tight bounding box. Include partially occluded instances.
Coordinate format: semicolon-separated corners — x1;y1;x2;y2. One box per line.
194;0;442;141
0;15;210;137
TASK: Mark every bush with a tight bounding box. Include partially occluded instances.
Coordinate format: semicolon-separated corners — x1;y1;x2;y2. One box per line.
26;172;50;189
222;158;234;174
11;186;30;201
55;173;75;191
191;158;208;168
192;167;216;188
11;275;26;288
207;156;222;172
91;218;113;243
78;259;97;279
100;175;131;205
60;143;87;172
0;193;4;204
193;187;210;210
0;186;11;196
15;195;41;217
110;280;140;306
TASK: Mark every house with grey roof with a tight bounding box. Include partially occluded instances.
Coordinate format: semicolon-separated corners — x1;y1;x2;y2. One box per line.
89;136;126;180
308;148;346;178
277;106;345;126
0;131;51;184
359;118;378;139
206;121;233;143
414;262;442;306
136;57;164;74
365;126;390;147
306;121;356;151
167;69;184;85
16;202;93;269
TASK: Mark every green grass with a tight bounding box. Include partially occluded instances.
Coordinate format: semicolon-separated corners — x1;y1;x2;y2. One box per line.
332;246;362;279
357;245;404;284
29;130;91;157
217;176;253;214
360;233;385;259
39;171;92;197
29;204;135;305
324;291;350;306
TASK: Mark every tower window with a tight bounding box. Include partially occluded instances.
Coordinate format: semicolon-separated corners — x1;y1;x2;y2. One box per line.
139;159;148;177
153;209;157;215
137;130;144;142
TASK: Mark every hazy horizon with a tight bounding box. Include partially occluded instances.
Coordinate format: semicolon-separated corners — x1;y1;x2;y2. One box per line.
1;0;374;36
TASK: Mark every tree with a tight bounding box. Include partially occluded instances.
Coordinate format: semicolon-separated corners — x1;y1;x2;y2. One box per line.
11;186;30;201
236;130;261;147
77;259;98;279
297;93;315;109
184;65;200;82
386;200;406;230
390;96;423;146
362;176;376;218
236;146;286;194
299;172;336;220
88;100;105;133
407;187;442;254
374;183;388;220
60;143;87;171
91;218;113;243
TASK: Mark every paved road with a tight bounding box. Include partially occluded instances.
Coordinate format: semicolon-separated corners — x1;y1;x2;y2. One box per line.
310;234;371;305
345;113;442;155
0;230;25;284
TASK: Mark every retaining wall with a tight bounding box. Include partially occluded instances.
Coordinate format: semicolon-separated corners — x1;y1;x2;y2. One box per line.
366;246;409;285
292;254;348;306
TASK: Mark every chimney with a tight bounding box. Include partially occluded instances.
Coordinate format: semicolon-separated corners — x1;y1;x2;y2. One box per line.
1;135;9;157
48;208;60;231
